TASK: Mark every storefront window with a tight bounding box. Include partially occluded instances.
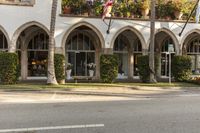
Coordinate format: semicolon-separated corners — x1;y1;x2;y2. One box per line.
161;38;175;77
114;35;128;79
27;32;48;77
66;32;96;77
187;38;200;75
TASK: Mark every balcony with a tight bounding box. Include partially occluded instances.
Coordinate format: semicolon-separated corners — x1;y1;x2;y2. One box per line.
61;0;196;21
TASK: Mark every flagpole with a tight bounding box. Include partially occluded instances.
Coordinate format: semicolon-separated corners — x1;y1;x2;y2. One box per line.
179;0;200;36
106;14;112;34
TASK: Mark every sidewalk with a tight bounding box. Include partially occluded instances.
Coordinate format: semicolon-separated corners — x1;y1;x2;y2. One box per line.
0;86;200;103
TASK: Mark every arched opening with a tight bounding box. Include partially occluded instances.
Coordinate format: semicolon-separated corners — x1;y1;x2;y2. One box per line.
183;32;200;75
0;30;8;51
65;26;101;78
17;25;49;79
113;30;143;79
154;31;176;78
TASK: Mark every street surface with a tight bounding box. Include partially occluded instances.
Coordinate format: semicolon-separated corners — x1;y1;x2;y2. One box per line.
0;88;200;133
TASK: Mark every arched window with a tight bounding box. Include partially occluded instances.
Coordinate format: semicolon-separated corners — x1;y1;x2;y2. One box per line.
187;38;200;53
187;37;200;75
66;31;96;77
114;35;128;78
0;31;8;51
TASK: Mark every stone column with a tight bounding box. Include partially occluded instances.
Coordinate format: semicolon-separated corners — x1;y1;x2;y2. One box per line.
95;48;100;79
8;41;16;53
157;53;161;78
21;49;28;80
128;50;133;79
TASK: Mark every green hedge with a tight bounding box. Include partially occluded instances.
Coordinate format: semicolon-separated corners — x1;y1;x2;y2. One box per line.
172;55;192;81
137;55;159;82
54;54;65;83
0;52;19;84
138;55;150;82
100;55;118;83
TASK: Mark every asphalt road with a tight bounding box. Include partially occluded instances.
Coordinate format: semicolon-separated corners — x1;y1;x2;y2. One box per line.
0;94;200;133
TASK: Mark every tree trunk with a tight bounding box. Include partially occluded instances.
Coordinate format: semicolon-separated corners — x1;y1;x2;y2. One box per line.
149;0;157;83
47;0;58;85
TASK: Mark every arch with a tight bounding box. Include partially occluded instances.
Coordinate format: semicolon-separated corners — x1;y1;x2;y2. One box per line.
0;25;10;48
61;21;105;53
24;29;48;49
11;21;50;52
153;28;180;54
181;29;200;52
110;26;146;51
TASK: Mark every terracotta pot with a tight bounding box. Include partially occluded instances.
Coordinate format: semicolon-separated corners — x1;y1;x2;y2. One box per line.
63;6;71;14
141;8;149;18
174;11;183;20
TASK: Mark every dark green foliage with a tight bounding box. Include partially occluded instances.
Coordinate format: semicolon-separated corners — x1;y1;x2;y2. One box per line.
138;55;150;82
172;55;192;81
54;54;65;82
100;55;118;83
137;55;159;82
0;52;19;84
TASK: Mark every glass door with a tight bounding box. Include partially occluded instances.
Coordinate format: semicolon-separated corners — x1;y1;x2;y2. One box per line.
76;52;86;76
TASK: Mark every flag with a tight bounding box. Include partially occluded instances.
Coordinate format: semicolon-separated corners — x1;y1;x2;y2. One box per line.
102;0;113;21
196;1;200;23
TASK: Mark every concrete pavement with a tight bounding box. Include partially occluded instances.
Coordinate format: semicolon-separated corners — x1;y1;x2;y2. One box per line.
0;86;200;103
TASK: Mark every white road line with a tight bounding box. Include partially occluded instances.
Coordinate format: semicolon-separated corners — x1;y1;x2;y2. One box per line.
0;124;105;132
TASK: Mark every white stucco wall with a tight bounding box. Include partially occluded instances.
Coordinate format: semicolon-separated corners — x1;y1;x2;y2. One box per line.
0;0;200;51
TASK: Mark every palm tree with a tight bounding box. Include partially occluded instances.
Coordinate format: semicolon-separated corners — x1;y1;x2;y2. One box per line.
47;0;58;85
149;0;157;83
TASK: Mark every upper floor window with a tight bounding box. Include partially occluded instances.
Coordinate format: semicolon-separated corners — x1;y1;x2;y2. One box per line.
0;0;34;6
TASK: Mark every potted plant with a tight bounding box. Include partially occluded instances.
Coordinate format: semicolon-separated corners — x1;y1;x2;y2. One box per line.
66;63;73;80
93;0;103;16
87;62;96;77
156;1;174;20
62;0;73;14
140;0;150;18
172;0;187;20
128;2;137;18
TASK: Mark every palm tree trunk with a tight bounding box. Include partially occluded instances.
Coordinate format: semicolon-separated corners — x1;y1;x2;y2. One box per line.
47;0;58;85
149;0;157;83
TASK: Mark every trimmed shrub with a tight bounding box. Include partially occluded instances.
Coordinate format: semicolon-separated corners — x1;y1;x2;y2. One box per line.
54;54;65;83
138;55;150;82
0;52;19;84
137;55;159;82
100;55;118;83
172;55;192;81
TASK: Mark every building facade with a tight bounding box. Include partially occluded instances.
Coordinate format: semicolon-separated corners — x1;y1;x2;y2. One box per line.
1;0;200;81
